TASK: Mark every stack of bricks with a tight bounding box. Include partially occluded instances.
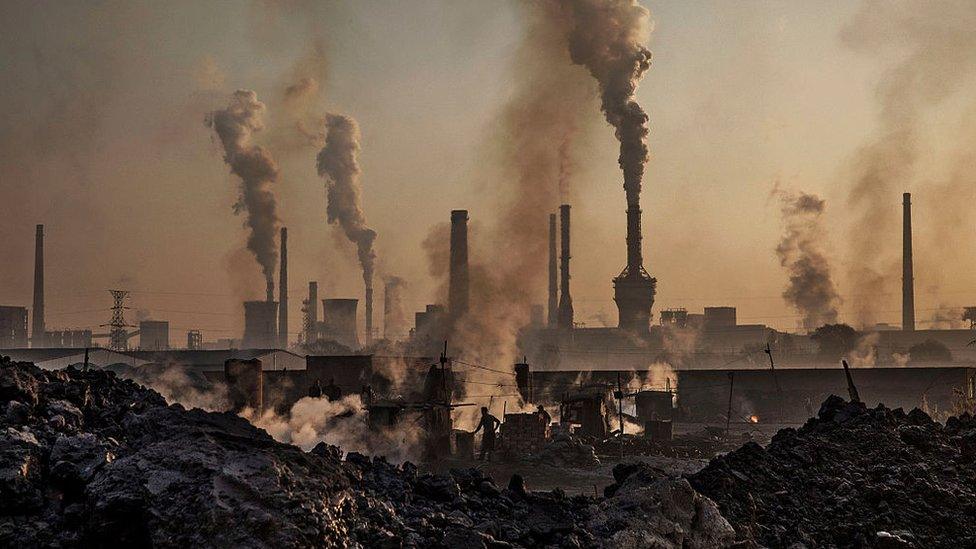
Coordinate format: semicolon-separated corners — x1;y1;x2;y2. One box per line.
499;413;550;456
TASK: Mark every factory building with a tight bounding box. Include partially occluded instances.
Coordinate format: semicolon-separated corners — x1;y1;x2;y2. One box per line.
0;306;28;348
139;320;170;350
321;298;360;350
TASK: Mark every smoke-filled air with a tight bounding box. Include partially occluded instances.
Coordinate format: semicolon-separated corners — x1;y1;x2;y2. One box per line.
8;3;976;547
773;187;841;331
207;90;281;301
316;114;377;292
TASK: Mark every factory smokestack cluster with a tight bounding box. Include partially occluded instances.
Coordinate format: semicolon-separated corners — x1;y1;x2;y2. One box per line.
557;205;574;329
278;227;288;348
902;192;915;332
32;224;44;347
449;210;470;326
548;213;558;327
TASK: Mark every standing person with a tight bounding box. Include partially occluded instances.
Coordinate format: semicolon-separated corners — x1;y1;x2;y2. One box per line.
323;378;342;402
536;405;551;426
308;379;323;399
473;407;500;462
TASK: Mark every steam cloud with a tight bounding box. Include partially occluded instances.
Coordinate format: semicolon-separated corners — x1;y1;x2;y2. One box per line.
207;90;281;301
774;188;841;331
316;114;377;292
563;0;653;209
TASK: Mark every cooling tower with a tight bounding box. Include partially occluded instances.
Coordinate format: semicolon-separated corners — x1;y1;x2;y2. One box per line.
243;300;278;348
322;298;360;350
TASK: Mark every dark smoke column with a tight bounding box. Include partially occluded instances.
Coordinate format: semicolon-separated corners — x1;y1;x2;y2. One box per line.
208;90;281;301
563;0;656;333
316;114;377;345
449;210;470;326
31;224;44;346
902;192;915;332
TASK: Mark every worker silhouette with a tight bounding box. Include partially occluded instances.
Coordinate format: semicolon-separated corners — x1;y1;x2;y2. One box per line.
473;407;500;462
308;379;323;399
323;378;342;402
536;405;551;426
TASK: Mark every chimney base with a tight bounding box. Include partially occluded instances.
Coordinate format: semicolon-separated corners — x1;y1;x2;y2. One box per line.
613;267;656;334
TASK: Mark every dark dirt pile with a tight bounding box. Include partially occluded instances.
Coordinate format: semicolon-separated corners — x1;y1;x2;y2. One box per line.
690;395;976;548
1;360;734;548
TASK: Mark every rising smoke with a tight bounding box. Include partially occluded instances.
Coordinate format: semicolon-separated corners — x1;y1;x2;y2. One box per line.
840;0;976;324
207;90;281;301
774;188;841;331
563;0;653;210
316;114;377;296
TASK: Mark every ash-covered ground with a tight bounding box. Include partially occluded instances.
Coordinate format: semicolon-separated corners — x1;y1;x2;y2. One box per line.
4;358;973;548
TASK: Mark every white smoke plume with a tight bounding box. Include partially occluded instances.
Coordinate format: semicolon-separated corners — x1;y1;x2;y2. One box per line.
316;114;377;293
773;187;841;331
563;0;653;209
207;90;281;301
243;394;422;463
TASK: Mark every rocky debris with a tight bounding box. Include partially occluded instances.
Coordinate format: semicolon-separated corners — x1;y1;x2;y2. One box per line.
690;395;976;547
525;432;601;468
1;359;734;548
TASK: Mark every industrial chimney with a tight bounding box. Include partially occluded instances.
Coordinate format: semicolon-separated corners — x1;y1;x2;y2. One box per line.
304;281;318;343
613;190;656;333
31;224;44;347
278;227;288;348
365;287;373;344
902;192;915;332
557;205;574;329
548;213;558;327
449;210;469;325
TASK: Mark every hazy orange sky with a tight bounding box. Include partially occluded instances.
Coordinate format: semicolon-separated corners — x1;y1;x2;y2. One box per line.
1;0;974;345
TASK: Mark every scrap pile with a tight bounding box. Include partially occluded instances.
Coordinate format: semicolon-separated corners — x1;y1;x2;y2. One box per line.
525;432;601;468
690;395;976;547
0;360;734;548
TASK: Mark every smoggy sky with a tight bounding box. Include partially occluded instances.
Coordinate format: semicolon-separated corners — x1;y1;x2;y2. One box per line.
1;0;974;346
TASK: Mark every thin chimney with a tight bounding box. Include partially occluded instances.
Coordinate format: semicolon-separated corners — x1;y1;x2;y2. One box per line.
305;281;318;343
449;210;469;325
902;192;915;331
557;205;574;329
32;224;44;347
548;213;558;327
364;287;374;344
278;227;288;348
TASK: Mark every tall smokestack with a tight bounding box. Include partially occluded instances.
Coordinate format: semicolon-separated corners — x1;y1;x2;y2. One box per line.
305;281;318;343
548;213;558;327
364;287;373;344
557;205;574;329
278;227;288;348
31;224;44;347
902;192;915;332
449;210;469;325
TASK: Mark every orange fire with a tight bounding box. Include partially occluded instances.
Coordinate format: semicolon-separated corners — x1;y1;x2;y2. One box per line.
749;415;760;424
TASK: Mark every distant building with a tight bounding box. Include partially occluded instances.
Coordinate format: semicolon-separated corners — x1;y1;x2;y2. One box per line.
0;306;28;348
139;320;170;350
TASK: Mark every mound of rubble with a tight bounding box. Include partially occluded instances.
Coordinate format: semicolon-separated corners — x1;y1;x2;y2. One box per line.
690;395;976;548
1;360;734;548
525;432;601;468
